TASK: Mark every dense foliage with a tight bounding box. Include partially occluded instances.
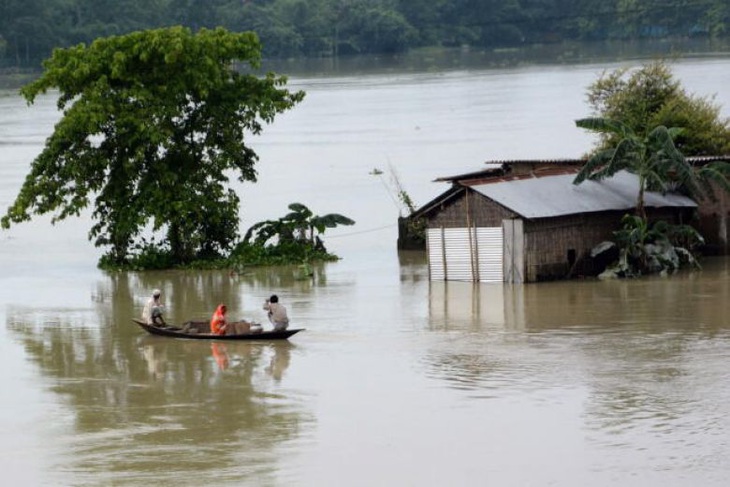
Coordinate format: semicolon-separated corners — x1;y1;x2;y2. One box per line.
575;61;730;277
233;202;355;267
591;215;704;278
574;116;730;276
2;0;730;68
1;26;305;267
585;61;730;156
101;203;355;271
578;61;730;209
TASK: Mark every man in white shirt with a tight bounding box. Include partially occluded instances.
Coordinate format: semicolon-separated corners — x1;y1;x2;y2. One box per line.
142;289;166;326
263;294;289;331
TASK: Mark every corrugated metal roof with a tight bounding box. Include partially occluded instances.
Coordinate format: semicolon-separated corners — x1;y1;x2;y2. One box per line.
470;171;696;219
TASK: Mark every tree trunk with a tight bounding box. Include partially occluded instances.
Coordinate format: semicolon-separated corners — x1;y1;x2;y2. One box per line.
637;178;647;221
168;222;183;263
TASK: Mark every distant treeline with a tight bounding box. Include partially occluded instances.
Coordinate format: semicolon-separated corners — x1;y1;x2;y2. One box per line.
1;0;728;68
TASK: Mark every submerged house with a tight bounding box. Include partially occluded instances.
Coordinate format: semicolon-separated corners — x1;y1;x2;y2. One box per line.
411;165;697;283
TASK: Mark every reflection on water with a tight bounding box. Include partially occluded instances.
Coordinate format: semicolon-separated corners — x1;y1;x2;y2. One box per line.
426;257;730;333
4;53;730;484
264;39;730;78
428;281;506;331
397;250;428;284
90;263;339;331
7;310;311;485
140;337;294;381
6;256;730;485
421;257;730;477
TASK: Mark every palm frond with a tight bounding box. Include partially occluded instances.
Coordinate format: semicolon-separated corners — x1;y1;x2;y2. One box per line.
648;126;684;163
573;149;613;184
576;117;630;137
243;220;270;243
286;203;312;217
647;126;701;196
592;138;635;180
314;214;356;228
644;170;669;193
697;161;730;201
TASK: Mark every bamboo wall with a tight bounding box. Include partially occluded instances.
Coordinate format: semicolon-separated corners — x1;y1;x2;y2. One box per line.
427;190;516;228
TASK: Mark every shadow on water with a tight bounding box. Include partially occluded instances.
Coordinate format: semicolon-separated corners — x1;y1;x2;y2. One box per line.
6;299;311;485
425;256;730;334
420;257;730;437
397;250;428;284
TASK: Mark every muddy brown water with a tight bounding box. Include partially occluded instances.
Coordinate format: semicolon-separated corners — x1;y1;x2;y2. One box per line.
2;53;730;485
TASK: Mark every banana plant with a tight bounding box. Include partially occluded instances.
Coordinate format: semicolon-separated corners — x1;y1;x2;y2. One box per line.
574;118;699;220
244;203;354;250
591;214;703;278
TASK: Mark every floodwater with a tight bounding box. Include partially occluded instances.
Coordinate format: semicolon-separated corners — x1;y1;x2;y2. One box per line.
2;50;730;486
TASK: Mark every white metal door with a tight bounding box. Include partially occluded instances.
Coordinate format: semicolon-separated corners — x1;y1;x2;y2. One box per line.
475;227;503;282
427;227;503;282
427;227;445;280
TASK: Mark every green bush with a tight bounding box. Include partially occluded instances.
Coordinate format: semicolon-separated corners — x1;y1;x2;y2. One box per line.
592;214;704;278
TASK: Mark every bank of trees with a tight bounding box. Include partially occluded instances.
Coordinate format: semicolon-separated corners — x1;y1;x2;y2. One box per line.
2;0;730;68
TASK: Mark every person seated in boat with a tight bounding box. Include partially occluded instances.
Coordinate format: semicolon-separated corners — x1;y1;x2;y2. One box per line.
142;289;166;326
210;304;228;335
263;294;289;331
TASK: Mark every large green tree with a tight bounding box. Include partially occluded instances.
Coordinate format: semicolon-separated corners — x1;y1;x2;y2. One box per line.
585;60;730;156
1;26;305;265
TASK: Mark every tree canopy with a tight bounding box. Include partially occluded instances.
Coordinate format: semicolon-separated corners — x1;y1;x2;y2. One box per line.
585;60;730;156
1;26;305;266
2;0;730;67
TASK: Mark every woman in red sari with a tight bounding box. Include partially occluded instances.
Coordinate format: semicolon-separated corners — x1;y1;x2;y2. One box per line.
211;343;229;370
210;304;228;335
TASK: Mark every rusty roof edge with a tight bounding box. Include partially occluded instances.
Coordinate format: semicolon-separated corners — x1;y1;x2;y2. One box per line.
433;166;504;183
433;155;730;182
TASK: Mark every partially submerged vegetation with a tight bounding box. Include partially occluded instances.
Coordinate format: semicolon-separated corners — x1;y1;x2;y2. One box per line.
1;27;306;271
3;34;729;277
591;215;704;278
576;60;730;278
100;203;355;271
232;202;355;269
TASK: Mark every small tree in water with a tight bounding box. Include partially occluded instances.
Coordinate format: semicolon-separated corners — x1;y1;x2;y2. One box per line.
232;203;355;267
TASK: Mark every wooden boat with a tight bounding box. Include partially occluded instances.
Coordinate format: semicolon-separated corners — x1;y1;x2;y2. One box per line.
133;319;303;340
